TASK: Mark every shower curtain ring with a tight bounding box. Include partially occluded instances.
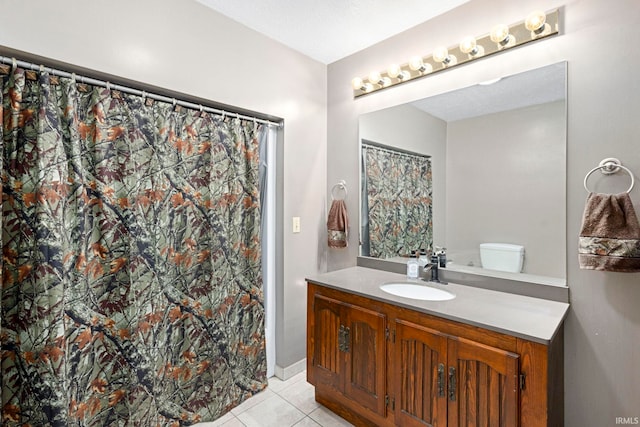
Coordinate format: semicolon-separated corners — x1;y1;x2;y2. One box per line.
11;57;16;70
106;81;111;91
71;73;77;83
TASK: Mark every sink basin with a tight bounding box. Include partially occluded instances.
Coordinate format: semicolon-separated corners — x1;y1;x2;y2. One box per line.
380;282;455;301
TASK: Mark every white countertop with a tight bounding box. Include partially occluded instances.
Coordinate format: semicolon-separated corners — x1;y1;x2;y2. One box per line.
306;267;570;344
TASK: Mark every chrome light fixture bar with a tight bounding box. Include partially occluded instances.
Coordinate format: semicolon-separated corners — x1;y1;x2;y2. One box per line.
351;9;559;98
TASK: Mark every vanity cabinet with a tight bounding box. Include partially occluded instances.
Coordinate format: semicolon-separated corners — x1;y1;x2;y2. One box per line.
394;318;518;427
307;282;564;427
307;293;387;418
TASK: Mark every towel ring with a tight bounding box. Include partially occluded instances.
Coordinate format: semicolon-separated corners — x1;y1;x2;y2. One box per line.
583;158;635;193
331;180;347;200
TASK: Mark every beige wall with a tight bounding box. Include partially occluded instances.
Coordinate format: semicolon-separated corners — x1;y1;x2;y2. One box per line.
327;0;640;425
0;0;326;370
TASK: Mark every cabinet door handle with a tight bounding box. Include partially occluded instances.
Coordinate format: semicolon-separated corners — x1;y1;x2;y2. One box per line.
437;363;445;397
338;325;351;353
448;366;456;401
343;327;350;353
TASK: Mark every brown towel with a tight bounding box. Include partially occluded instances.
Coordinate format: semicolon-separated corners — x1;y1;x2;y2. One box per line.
579;192;640;272
327;199;348;248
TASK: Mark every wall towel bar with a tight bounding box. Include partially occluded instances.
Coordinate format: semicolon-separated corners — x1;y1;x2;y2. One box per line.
331;180;348;200
583;158;634;193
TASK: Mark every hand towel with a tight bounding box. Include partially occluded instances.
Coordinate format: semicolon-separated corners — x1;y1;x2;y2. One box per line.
327;199;349;248
578;192;640;272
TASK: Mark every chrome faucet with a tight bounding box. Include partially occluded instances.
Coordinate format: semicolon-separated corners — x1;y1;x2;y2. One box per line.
423;257;447;284
423;263;439;282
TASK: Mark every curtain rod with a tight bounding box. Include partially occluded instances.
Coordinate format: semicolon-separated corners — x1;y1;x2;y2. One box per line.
0;55;281;128
362;140;431;159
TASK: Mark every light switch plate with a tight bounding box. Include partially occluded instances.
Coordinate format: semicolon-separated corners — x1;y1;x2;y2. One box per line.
292;217;301;233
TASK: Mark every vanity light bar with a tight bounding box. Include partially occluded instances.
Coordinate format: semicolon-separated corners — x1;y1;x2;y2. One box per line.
351;8;559;98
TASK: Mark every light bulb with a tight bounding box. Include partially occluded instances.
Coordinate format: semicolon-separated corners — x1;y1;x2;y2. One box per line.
387;64;410;80
351;77;376;93
387;64;401;78
408;56;432;74
432;46;449;63
409;56;423;71
460;36;484;57
433;47;456;66
491;24;516;48
525;10;546;33
459;36;478;55
490;24;510;44
368;71;382;84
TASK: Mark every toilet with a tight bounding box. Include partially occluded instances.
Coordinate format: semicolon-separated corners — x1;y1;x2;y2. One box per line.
479;243;525;273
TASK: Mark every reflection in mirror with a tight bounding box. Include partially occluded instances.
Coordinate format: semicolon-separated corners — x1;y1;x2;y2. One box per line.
360;141;432;258
359;62;567;284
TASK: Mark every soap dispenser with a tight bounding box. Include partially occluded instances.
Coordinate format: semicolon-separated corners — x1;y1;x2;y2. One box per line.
438;247;447;268
407;251;419;280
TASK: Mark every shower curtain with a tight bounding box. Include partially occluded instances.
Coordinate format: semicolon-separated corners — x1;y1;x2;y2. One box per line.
1;66;267;425
361;143;433;259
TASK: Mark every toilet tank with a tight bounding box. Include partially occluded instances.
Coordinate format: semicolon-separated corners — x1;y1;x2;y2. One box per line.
479;243;525;273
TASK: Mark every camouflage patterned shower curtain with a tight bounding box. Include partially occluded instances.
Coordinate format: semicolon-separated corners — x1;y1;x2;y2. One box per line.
0;66;267;426
361;143;433;259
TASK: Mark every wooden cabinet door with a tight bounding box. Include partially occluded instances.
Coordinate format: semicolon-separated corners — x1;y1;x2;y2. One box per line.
309;292;387;417
447;337;520;427
394;319;448;427
343;302;387;417
309;294;344;391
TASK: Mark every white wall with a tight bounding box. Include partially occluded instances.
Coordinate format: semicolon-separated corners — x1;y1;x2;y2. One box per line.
0;0;326;371
327;0;640;425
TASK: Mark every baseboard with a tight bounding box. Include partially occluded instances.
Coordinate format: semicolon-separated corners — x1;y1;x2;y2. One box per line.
274;358;306;380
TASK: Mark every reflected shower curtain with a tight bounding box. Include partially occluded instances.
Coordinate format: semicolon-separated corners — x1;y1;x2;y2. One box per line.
361;143;433;259
1;66;266;425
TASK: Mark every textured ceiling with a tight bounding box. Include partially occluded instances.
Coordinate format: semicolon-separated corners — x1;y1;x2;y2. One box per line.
195;0;470;64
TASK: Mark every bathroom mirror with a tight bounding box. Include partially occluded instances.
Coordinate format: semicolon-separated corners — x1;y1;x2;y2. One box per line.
359;62;567;284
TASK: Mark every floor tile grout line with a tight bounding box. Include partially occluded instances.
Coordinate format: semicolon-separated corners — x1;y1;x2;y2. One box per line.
199;372;337;427
271;377;321;416
232;382;315;427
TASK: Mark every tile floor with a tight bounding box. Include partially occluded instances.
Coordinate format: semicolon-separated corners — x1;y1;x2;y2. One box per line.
194;371;354;427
